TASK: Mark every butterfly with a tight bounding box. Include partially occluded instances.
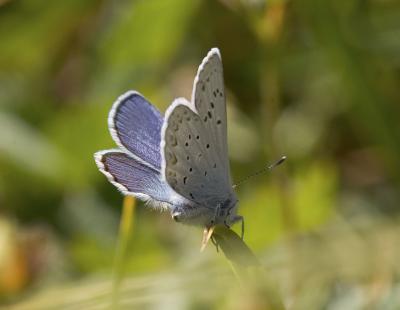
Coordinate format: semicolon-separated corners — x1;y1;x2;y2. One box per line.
94;48;243;244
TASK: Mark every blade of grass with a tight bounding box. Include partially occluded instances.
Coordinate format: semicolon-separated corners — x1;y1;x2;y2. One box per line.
111;196;136;309
213;225;260;268
212;226;285;309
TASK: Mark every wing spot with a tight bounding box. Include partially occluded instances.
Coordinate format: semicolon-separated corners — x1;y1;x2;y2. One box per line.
169;177;178;187
202;84;205;91
167;152;177;164
190;193;194;199
188;134;191;140
210;102;214;109
204;116;207;122
168;134;177;146
198;153;202;158
186;156;190;160
189;167;193;172
204;171;207;176
208;111;212;118
213;163;217;168
213;91;217;97
196;135;200;140
206;144;210;148
185;142;189;147
183;176;187;184
220;92;223;97
217;119;222;125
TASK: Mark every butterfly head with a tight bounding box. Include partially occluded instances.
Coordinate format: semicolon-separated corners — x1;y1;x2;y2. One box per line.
210;195;240;228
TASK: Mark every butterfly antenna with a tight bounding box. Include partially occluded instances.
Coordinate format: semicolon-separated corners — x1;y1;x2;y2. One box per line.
232;156;286;189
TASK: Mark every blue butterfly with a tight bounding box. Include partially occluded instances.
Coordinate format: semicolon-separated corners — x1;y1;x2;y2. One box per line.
95;48;242;237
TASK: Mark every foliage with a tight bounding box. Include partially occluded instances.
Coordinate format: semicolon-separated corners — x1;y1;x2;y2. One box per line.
1;0;400;308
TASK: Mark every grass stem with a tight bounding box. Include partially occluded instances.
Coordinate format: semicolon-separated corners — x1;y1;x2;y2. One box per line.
111;196;136;309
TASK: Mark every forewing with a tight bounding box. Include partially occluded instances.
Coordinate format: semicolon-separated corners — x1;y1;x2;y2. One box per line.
109;91;163;170
192;48;230;182
95;150;172;205
161;98;231;207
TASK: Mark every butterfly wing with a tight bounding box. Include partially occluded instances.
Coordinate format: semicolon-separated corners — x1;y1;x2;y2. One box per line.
191;48;230;180
109;91;163;170
161;48;234;207
95;150;172;206
97;92;191;209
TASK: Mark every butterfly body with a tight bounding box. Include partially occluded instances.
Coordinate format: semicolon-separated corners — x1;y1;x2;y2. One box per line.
95;48;241;229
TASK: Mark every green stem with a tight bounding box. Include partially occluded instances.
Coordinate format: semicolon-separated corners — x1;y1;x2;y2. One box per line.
111;196;136;309
212;226;285;309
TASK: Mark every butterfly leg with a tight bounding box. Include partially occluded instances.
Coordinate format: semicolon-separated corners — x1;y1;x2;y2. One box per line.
233;215;244;239
211;204;221;226
200;226;215;252
210;235;219;252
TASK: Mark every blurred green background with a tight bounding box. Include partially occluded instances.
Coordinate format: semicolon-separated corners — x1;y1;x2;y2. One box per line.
1;0;400;308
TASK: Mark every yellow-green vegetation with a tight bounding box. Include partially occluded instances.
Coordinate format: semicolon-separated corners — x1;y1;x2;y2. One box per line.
1;0;400;308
